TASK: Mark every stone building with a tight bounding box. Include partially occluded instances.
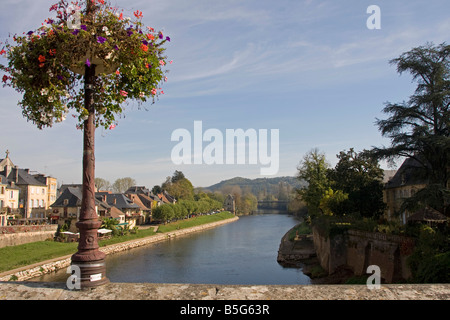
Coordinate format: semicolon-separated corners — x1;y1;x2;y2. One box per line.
224;194;235;214
383;158;428;224
0;151;57;220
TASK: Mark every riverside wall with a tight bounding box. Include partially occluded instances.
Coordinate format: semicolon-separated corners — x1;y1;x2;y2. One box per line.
0;216;239;282
312;226;415;282
0;225;58;248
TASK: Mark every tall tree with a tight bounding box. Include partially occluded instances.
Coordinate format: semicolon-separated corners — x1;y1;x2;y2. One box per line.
328;148;385;218
371;42;450;215
296;149;331;216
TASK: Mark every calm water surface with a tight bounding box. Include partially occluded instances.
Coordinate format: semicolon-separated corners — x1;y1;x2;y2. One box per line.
35;211;311;285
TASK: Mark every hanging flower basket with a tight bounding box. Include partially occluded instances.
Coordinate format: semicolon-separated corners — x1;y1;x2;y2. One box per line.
0;0;171;130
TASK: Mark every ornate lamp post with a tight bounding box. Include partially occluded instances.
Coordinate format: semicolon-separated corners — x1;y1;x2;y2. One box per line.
71;63;109;288
1;0;171;289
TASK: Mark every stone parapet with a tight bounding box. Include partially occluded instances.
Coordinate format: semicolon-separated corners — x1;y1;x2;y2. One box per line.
0;282;448;300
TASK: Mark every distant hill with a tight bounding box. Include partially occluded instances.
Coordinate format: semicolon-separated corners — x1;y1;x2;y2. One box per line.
199;176;306;199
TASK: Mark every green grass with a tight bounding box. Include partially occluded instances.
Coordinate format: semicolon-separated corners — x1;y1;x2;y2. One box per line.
0;241;78;273
157;211;235;233
0;211;235;273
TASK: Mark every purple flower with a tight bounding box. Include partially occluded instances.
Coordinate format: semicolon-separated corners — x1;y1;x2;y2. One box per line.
86;58;91;67
97;36;107;44
165;36;171;42
47;19;54;24
57;75;64;80
80;25;87;31
114;45;119;51
27;31;34;35
159;33;163;39
72;29;80;35
142;40;148;45
127;30;133;37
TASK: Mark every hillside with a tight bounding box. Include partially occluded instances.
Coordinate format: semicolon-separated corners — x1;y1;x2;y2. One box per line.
200;176;306;199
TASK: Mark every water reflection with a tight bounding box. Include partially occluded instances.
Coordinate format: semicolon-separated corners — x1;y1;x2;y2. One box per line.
34;211;311;285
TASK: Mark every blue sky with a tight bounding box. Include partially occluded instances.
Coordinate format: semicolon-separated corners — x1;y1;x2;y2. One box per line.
0;0;449;188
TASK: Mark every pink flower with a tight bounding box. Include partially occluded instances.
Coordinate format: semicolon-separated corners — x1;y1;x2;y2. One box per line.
159;60;165;66
115;69;120;75
120;90;128;97
151;88;157;95
109;124;116;130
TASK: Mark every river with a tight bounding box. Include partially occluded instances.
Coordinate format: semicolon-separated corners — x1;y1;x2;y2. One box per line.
34;210;311;285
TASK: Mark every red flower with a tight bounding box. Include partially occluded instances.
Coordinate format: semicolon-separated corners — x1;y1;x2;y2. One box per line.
0;49;6;55
49;49;56;56
134;10;143;19
146;33;154;41
141;44;148;52
2;75;8;83
38;55;46;63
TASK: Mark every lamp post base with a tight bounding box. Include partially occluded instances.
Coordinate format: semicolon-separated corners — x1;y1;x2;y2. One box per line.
71;219;109;289
70;259;109;289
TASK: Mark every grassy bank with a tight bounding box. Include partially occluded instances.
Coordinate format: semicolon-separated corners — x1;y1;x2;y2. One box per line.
0;211;235;273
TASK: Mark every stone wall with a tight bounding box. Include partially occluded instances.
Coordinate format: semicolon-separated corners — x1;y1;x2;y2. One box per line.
312;226;415;283
0;216;239;282
0;225;58;248
312;226;347;274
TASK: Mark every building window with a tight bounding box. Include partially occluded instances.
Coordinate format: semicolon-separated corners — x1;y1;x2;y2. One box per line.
41;199;45;207
42;188;45;194
9;191;14;199
63;199;69;205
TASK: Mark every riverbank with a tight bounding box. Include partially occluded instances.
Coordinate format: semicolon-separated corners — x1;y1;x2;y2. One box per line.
0;214;239;282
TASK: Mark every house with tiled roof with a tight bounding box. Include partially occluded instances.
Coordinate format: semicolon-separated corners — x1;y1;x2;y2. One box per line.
50;188;127;231
1;150;57;220
383;157;428;224
96;192;143;226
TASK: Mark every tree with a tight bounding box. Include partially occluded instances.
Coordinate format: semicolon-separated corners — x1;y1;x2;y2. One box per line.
162;171;194;200
371;42;450;215
112;177;136;193
151;185;162;195
0;0;171;288
95;177;111;191
328;148;386;218
171;170;185;183
296;149;331;216
319;188;348;216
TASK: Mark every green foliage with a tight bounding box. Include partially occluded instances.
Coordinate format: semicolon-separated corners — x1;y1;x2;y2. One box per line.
296;149;331;216
407;224;450;283
319;188;348;216
162;171;195;200
327;148;386;218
